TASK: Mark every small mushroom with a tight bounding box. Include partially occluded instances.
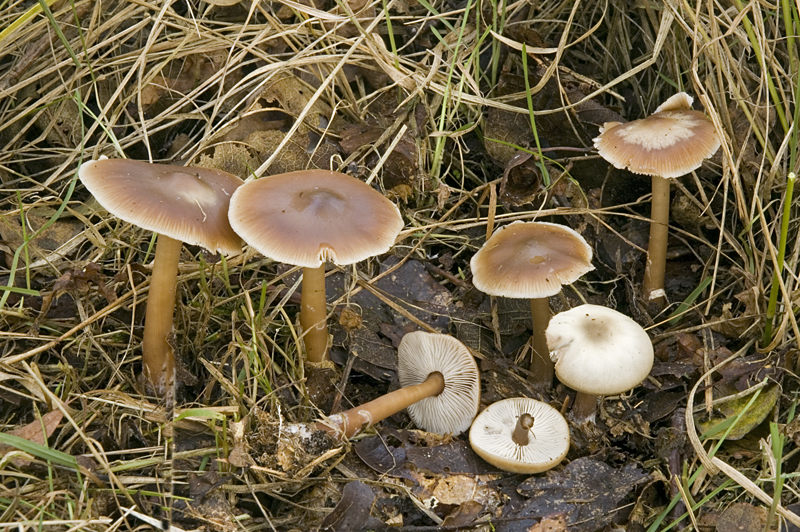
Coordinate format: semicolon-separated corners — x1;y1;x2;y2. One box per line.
593;93;720;306
317;331;480;438
228;170;403;365
469;397;569;474
79;158;243;397
470;221;594;386
547;304;654;423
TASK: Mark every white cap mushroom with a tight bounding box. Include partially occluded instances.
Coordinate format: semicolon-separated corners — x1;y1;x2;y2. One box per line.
469;397;570;474
547;304;654;423
317;331;480;438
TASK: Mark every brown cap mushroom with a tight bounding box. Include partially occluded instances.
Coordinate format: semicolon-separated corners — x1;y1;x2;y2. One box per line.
318;332;480;438
593;93;720;306
469;397;570;474
79;158;244;397
593;92;720;179
547;304;654;423
228;170;403;268
228;170;403;364
470;221;594;385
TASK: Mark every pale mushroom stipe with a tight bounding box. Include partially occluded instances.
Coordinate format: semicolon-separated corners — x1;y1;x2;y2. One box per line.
470;220;594;386
228;170;404;365
547;304;654;423
79;158;243;397
593;93;720;306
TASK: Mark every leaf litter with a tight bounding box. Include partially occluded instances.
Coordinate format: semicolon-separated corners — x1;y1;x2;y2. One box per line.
1;0;799;530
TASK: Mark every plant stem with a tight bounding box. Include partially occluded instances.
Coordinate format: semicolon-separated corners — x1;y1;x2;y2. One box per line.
763;172;796;345
300;265;330;363
142;234;181;397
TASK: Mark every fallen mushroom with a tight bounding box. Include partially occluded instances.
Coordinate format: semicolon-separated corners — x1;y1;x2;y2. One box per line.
228;170;403;366
546;304;654;423
470;220;594;386
316;331;480;438
79;158;243;397
593;92;720;307
469;397;569;474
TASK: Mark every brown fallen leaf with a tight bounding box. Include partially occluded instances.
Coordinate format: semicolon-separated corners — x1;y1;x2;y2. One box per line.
0;410;64;467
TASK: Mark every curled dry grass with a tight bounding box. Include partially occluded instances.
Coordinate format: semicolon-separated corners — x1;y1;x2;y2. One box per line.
0;0;798;529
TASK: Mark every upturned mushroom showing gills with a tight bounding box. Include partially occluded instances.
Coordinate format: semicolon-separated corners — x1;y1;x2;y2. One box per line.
316;331;480;439
470;221;594;386
546;304;654;423
469;397;569;474
593;92;720;307
79;158;244;397
228;170;403;366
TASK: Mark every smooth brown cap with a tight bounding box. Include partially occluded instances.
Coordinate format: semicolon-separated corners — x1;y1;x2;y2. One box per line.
469;397;569;474
398;331;480;436
79;158;243;255
228;170;403;268
593;92;720;179
470;221;594;299
547;304;654;396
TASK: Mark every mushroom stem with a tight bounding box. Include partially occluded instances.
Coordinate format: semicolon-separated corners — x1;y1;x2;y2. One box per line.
571;392;598;424
317;371;445;439
642;175;670;308
300;265;329;363
529;297;553;385
512;413;535;446
142;234;182;397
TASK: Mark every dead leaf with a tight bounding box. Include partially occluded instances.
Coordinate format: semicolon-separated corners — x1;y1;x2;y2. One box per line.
320;481;381;532
0;410;64;467
511;458;650;532
716;502;767;532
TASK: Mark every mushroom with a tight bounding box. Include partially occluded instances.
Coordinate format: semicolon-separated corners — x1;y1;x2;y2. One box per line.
546;304;654;423
470;220;594;386
79;158;243;397
469;397;569;474
593;93;720;306
317;331;480;438
228;170;403;365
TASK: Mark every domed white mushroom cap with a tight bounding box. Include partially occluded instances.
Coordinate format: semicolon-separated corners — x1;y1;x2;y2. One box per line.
547;305;653;396
469;397;569;474
470;221;594;299
593;92;720;179
397;332;480;436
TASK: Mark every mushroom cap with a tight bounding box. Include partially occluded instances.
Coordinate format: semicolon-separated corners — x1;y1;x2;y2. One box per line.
469;397;569;474
228;170;404;268
593;92;720;179
397;331;480;436
547;304;654;396
79;158;243;255
470;221;594;299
